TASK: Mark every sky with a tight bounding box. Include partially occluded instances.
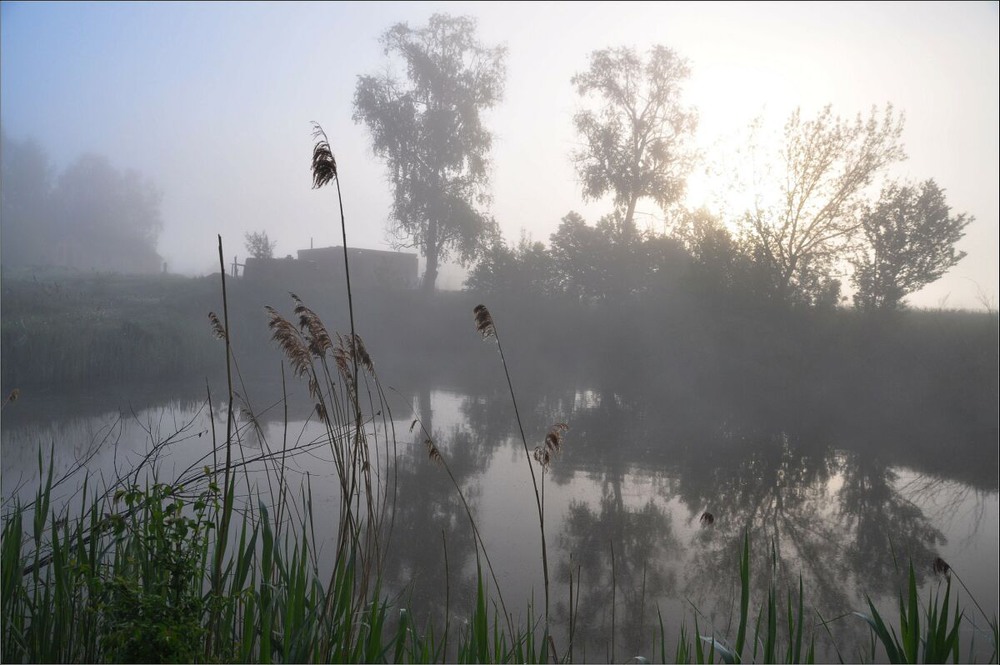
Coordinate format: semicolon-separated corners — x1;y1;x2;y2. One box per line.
1;1;997;308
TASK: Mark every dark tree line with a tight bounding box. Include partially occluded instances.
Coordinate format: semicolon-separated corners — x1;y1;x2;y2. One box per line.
1;132;164;274
466;184;969;313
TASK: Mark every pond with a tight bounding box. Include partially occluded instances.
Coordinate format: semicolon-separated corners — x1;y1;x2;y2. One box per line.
2;373;997;662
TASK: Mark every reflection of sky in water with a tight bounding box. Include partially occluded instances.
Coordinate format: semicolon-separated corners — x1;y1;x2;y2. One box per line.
2;385;997;662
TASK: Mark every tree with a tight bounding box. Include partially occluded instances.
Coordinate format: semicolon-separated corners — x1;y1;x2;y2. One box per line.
1;138;163;274
353;14;506;291
742;105;906;306
674;208;754;300
465;231;559;297
52;154;163;273
244;231;277;259
571;45;697;229
549;210;688;302
0;132;54;268
851;180;971;312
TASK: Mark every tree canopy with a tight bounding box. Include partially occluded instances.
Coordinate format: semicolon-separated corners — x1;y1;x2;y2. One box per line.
741;105;906;306
572;45;697;228
851;180;971;312
353;14;506;291
244;231;277;260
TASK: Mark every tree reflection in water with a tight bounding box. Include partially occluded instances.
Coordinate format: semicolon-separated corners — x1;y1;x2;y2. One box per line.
543;386;681;661
382;388;501;633
557;494;679;661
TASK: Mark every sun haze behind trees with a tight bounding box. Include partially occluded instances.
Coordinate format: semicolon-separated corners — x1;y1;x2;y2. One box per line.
738;104;907;307
467;86;970;313
353;13;506;292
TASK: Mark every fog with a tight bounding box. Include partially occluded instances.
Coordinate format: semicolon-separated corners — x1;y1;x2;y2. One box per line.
1;5;998;660
1;1;997;307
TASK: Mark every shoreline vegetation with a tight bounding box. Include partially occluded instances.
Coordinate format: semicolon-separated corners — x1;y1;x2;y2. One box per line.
3;267;997;489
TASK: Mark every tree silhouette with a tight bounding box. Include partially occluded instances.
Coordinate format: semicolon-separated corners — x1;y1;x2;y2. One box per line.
572;45;697;229
742;105;905;306
353;14;505;291
243;231;277;259
851;179;971;312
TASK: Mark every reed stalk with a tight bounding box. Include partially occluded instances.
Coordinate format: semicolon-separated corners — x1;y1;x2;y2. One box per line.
473;304;552;635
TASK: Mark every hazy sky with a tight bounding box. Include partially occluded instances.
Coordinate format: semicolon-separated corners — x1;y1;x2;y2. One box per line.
2;1;997;308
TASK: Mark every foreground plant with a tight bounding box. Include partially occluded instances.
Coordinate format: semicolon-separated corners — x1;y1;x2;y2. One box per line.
855;561;963;664
474;303;562;640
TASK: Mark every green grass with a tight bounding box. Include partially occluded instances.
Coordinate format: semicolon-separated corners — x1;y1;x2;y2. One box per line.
3;447;997;664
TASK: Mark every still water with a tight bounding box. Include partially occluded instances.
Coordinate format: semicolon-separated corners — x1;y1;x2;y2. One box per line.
2;377;997;662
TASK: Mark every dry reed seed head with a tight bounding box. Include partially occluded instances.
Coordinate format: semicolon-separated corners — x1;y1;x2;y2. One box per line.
545;422;569;454
933;556;951;577
208;312;227;340
333;334;353;383
294;303;334;357
265;306;312;377
533;445;552;470
425;439;442;464
473;304;496;340
315;402;328;423
350;334;375;374
308;376;321;400
311;123;338;189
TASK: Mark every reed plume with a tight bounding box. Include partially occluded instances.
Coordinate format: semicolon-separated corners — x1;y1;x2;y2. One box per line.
424;439;443;464
534;424;569;471
265;306;311;378
310;122;357;386
208;312;227;340
311;124;337;189
293;301;333;357
474;304;496;340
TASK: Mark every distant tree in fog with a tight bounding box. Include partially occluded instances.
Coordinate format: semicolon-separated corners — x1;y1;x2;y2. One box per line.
549;210;689;302
0;132;54;268
244;230;277;259
1;136;163;273
851;180;971;312
353;14;506;292
571;45;697;229
674;208;755;300
741;105;905;307
465;231;559;296
53;154;163;273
